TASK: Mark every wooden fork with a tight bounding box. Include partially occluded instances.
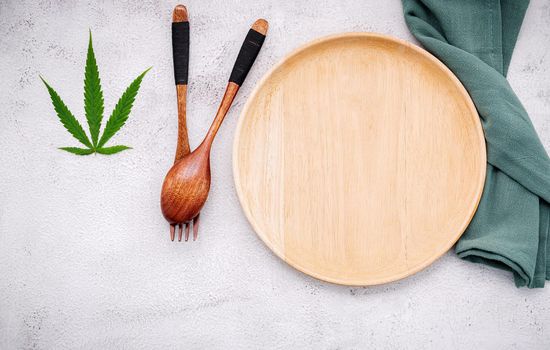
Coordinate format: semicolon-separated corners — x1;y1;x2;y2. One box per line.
170;5;195;241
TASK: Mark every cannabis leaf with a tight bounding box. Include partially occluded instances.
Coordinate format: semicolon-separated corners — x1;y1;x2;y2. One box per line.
41;77;93;149
96;145;132;155
84;30;104;147
97;68;151;148
59;147;96;156
41;30;150;155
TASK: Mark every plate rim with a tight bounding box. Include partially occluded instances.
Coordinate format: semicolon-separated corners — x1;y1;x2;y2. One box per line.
232;32;487;286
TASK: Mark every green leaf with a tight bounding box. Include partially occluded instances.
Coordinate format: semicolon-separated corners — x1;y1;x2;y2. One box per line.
96;145;131;154
84;30;104;147
97;67;151;148
41;76;93;148
59;147;95;155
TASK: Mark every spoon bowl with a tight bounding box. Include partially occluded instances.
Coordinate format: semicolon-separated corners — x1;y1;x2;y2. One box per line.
161;143;211;224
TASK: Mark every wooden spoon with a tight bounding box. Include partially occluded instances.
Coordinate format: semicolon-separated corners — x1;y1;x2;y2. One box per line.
161;19;268;240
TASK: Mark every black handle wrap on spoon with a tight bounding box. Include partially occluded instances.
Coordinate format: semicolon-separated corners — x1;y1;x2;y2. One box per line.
172;21;189;85
229;28;266;86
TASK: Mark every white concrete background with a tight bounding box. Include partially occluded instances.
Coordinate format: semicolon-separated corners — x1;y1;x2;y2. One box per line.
1;0;549;349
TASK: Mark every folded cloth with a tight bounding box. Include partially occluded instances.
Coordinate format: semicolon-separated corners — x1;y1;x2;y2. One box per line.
402;0;550;287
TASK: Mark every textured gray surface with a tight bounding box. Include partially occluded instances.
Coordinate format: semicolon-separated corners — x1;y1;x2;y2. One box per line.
1;0;549;349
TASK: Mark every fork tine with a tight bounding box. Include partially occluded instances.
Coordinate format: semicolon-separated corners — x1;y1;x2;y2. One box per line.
170;224;175;241
193;214;200;241
178;223;183;241
185;222;190;241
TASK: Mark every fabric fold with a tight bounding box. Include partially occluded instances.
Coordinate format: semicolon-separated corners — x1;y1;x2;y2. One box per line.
402;0;550;287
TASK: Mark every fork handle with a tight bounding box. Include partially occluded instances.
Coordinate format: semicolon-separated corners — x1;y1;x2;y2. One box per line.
172;15;189;85
172;5;191;161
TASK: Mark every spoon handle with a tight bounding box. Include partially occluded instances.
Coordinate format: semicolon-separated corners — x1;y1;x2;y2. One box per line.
202;19;268;147
172;5;191;162
229;19;268;87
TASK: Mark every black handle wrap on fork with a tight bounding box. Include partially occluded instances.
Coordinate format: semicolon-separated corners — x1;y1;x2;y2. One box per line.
172;21;190;85
229;28;266;86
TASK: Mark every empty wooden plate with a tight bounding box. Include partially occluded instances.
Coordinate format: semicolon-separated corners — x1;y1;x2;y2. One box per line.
233;33;486;286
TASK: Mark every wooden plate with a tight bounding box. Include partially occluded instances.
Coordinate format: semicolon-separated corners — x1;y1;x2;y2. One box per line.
233;33;486;286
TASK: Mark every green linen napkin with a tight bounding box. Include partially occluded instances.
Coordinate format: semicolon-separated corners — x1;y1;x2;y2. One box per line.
402;0;550;287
